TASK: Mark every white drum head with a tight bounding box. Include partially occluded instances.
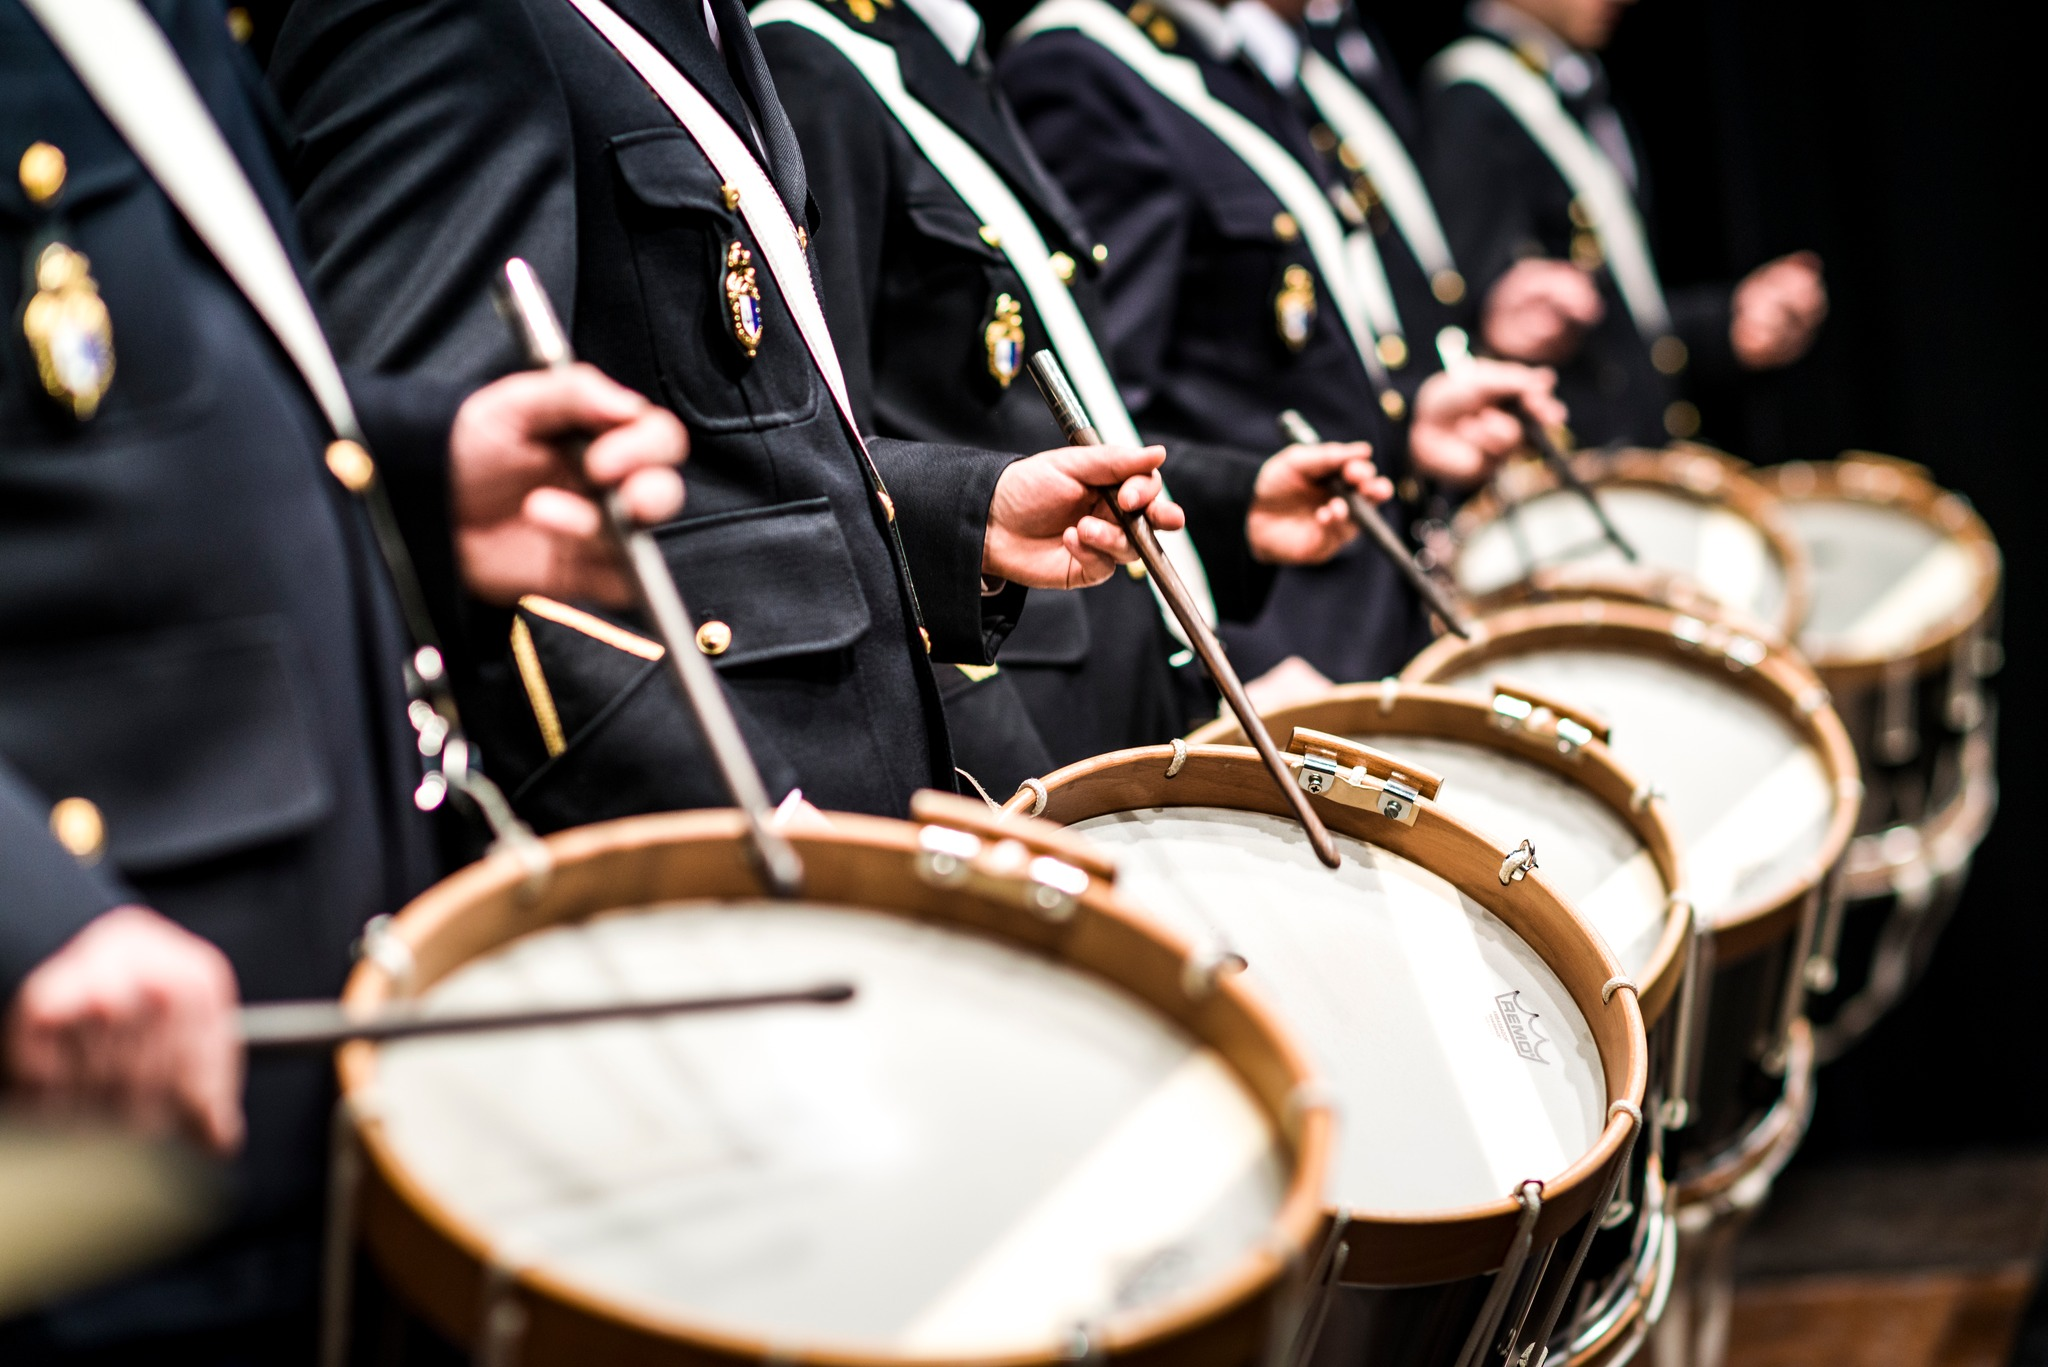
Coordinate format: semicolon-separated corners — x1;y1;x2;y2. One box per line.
1069;810;1604;1217
372;903;1286;1357
1352;735;1669;979
1458;487;1788;626
1784;499;1977;661
1437;651;1834;924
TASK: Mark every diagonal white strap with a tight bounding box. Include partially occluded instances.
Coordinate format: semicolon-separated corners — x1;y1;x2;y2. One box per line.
1298;49;1458;290
22;0;363;442
1013;0;1388;386
752;0;1216;636
1427;37;1670;339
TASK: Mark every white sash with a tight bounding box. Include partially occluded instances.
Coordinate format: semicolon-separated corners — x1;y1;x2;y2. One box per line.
1012;0;1389;385
1297;49;1459;292
1427;36;1670;338
752;0;1216;635
22;0;364;443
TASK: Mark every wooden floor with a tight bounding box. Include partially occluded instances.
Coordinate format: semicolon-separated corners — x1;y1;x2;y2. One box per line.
1725;1153;2048;1367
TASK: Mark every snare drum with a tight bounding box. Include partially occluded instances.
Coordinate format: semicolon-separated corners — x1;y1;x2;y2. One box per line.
333;797;1332;1366
1007;746;1648;1367
1190;683;1690;1366
1754;455;2002;1058
1402;602;1860;1181
1447;447;1808;638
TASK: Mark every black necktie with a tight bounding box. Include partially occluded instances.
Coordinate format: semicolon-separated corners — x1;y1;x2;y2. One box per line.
705;0;811;224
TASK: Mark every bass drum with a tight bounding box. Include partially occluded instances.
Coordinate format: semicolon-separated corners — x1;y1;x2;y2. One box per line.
1007;744;1648;1367
1190;681;1693;1366
1444;446;1808;639
333;794;1332;1366
1402;601;1860;1184
1754;454;2002;1059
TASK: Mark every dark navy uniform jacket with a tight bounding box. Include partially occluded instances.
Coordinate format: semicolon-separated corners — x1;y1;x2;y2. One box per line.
1001;0;1429;683
1424;22;1736;448
756;0;1281;777
271;0;1027;826
1;0;457;1348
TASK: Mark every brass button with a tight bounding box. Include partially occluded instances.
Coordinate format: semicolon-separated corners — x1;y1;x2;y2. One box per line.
1125;561;1147;580
225;5;253;41
978;224;1002;249
19;142;66;205
1310;124;1337;153
49;797;105;862
1430;269;1466;305
1049;251;1076;283
325;439;376;492
1376;333;1409;370
696;620;733;655
1568;197;1594;229
721;183;742;211
1651;335;1690;375
919;627;932;653
1379;389;1407;421
1337;143;1362;172
1663;400;1701;439
877;489;896;521
1272;212;1300;242
1570;231;1603;271
1091;243;1109;264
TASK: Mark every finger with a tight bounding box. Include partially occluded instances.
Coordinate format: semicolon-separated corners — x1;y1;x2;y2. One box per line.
1339;457;1384;495
1074;515;1137;562
495;363;652;440
523;485;605;539
1052;443;1167;489
1142;495;1185;532
1114;471;1164;513
583;405;689;485
615;466;686;526
1285;441;1376;479
1060;527;1115;586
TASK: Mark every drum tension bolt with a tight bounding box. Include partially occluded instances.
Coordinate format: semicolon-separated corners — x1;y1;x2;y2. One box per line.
1498;839;1539;886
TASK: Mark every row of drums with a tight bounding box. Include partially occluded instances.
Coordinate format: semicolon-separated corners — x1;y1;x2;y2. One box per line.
324;452;1999;1367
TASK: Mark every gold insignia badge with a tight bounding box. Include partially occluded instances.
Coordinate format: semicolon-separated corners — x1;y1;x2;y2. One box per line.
22;242;114;420
984;293;1025;388
724;240;763;358
1275;264;1316;353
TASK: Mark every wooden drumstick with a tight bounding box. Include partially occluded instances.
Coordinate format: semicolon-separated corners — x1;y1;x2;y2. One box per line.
1277;409;1471;639
240;982;855;1051
498;259;804;899
1027;352;1342;869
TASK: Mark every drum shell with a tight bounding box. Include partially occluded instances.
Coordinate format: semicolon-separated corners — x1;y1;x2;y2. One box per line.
336;808;1334;1367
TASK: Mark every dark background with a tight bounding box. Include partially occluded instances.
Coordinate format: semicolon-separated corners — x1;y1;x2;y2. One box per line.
982;0;2042;1159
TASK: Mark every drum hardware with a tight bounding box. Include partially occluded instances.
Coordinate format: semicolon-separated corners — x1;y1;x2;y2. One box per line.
1029;349;1342;866
1802;868;1852;994
1451;1182;1545;1367
1280;1214;1353;1367
477;1256;527;1367
1283;727;1444;825
1877;659;1920;764
1489;686;1608;757
319;1098;365;1367
358;912;417;995
1275;408;1473;638
1498;839;1540;885
1519;1098;1645;1367
498;258;804;897
1659;897;1704;1133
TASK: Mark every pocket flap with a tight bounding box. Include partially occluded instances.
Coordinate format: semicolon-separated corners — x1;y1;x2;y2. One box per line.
1196;181;1291;243
996;587;1092;666
902;189;1005;258
657;497;872;667
611;129;732;213
0;617;335;873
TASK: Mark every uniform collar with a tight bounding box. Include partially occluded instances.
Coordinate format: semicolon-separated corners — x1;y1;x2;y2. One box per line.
1468;0;1597;97
1153;0;1304;90
899;0;983;64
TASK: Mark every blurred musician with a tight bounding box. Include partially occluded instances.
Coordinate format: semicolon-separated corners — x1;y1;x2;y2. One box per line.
751;0;1395;770
1424;0;1828;446
999;0;1561;688
269;0;1179;825
0;0;688;1356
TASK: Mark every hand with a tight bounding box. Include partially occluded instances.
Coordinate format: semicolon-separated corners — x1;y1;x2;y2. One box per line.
1480;259;1605;365
1247;442;1391;565
983;445;1186;589
5;906;243;1155
1731;251;1826;370
451;364;689;607
1411;359;1567;488
1243;655;1334;714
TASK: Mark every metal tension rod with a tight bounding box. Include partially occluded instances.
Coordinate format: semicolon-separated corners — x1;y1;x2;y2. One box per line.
498;258;803;898
1028;351;1342;869
1278;408;1471;639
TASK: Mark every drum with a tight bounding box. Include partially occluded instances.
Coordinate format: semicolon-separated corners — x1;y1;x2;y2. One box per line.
1402;601;1859;1182
1445;446;1808;639
1753;454;2002;1058
1006;744;1648;1367
1190;682;1691;1367
331;795;1332;1366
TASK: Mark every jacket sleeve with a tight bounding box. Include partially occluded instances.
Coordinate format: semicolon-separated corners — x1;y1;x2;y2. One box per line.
0;764;130;1005
865;436;1026;663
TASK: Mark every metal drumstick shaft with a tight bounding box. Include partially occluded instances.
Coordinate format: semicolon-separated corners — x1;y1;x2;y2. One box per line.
1277;409;1471;639
240;983;855;1051
1028;352;1342;870
498;258;803;898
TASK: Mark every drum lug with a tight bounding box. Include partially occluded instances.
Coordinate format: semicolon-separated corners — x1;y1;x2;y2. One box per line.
914;823;1093;922
1284;727;1440;826
1498;840;1539;885
1489;688;1610;757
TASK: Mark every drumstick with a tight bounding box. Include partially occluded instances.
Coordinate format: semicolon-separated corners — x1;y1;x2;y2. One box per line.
1435;326;1638;562
240;983;855;1051
498;259;804;899
1277;409;1471;639
1027;352;1342;869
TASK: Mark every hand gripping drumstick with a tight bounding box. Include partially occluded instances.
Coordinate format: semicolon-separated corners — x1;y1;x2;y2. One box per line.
1277;409;1471;639
240;982;854;1051
1028;351;1343;869
1435;326;1638;563
497;258;804;898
